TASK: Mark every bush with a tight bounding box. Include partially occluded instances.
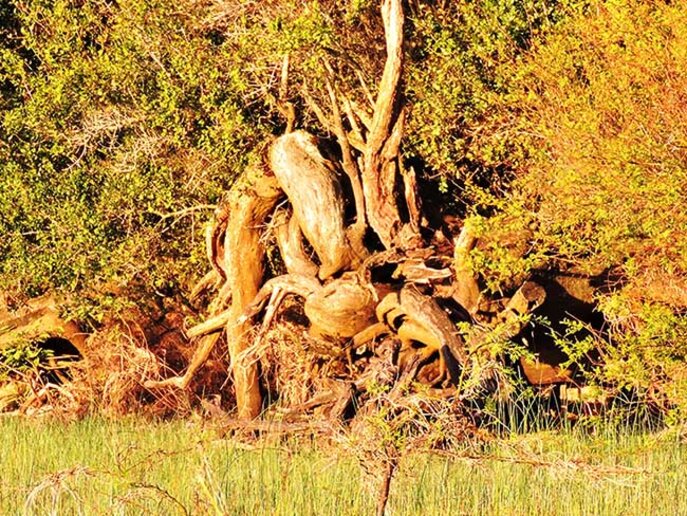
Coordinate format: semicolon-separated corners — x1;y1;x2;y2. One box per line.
473;0;687;413
0;0;578;317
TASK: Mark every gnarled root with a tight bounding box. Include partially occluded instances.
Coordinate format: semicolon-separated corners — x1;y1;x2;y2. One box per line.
305;274;378;339
376;287;467;385
142;0;566;423
270;131;353;279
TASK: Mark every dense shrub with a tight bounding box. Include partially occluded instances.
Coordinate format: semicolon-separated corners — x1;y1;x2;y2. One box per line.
0;0;268;315
404;0;585;196
472;0;687;413
2;0;684;414
0;0;575;316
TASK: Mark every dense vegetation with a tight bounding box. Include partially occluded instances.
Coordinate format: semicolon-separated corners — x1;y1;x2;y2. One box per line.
2;417;687;515
0;0;577;308
1;0;686;419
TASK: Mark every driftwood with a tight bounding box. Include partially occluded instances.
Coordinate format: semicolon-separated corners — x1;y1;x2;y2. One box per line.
145;0;568;420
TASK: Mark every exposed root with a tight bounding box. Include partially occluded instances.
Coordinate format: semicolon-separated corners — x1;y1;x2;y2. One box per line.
139;0;565;427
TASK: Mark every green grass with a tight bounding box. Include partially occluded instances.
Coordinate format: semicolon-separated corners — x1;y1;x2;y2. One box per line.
1;416;686;515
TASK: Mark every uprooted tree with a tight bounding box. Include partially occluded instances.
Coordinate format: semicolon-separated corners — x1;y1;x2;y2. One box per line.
144;0;552;420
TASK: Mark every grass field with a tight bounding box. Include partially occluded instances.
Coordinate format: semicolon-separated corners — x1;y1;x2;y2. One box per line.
1;415;686;515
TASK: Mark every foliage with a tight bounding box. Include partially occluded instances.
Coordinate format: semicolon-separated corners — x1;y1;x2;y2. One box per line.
475;0;687;289
0;0;584;317
0;323;54;382
1;0;686;415
404;0;586;197
0;336;53;378
472;0;687;411
598;295;687;418
0;0;275;314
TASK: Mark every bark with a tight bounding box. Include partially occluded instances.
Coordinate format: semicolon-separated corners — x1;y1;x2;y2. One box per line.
270;131;352;279
221;171;283;419
146;168;283;416
361;0;420;248
376;458;397;516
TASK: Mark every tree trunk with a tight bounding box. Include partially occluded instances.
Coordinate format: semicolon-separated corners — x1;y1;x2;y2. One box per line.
221;171;283;419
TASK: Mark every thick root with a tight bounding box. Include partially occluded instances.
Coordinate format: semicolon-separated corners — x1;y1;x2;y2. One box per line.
270;131;352;279
274;210;319;277
304;273;378;339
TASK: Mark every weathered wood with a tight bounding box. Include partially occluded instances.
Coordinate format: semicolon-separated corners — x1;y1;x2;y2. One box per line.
186;311;232;339
305;274;378;339
393;259;452;285
520;359;571;385
146;168;283;418
276;54;296;134
452;222;480;315
189;270;220;302
501;281;546;323
399;160;421;234
376;287;467;383
0;295;87;357
361;0;421;248
207;203;229;280
270;131;352;279
221;171;283;419
351;322;389;349
467;281;547;357
274;211;319;277
144;332;222;390
239;274;322;325
322;67;367;235
144;0;588;420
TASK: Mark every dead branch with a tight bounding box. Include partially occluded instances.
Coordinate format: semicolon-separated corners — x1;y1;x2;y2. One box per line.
360;0;412;248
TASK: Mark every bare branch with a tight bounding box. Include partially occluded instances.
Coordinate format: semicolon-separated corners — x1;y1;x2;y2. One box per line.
359;0;412;248
367;0;404;157
301;81;334;134
279;54;290;101
186;310;232;339
276;54;296;133
189;270;220;302
399;160;421;234
238;273;322;325
322;69;368;234
206;206;229;280
355;69;376;108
